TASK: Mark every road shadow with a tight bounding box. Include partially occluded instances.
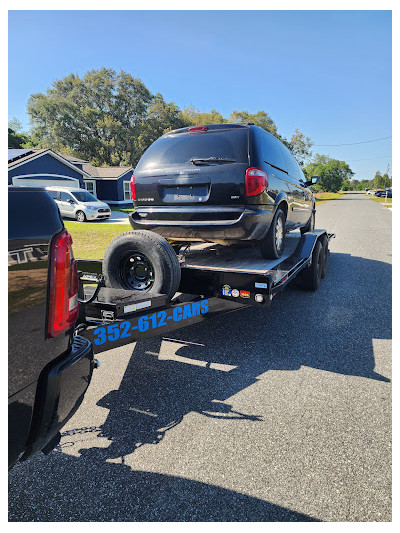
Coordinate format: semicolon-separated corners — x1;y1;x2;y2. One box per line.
8;451;318;521
9;251;391;521
78;250;391;454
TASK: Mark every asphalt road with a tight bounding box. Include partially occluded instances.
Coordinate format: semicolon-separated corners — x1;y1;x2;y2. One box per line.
9;192;392;522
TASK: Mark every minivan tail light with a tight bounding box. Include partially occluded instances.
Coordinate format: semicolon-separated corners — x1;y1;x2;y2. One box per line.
130;174;136;201
48;229;79;338
188;126;208;133
245;168;268;196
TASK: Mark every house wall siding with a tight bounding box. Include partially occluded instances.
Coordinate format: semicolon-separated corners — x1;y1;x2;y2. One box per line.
8;154;85;186
90;170;133;204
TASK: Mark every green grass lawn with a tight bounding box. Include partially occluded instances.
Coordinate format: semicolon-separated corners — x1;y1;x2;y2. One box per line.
314;191;345;205
65;221;131;260
110;207;134;214
366;195;392;208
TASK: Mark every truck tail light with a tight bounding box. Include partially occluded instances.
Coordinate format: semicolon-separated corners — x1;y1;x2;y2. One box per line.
48;229;79;338
245;168;268;197
130;173;136;201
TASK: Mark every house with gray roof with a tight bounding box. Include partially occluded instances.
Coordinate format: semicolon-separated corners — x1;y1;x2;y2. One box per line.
8;148;134;206
8;148;91;189
82;165;133;205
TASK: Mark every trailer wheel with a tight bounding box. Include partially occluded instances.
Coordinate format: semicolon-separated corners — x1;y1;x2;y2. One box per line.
102;230;181;302
320;234;329;279
300;239;323;291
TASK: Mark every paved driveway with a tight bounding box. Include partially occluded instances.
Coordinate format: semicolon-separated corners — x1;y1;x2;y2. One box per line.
89;210;130;224
9;192;391;521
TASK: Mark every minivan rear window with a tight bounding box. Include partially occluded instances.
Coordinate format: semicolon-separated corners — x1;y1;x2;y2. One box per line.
136;128;249;171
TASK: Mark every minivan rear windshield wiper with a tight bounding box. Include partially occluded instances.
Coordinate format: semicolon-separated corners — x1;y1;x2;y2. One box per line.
190;157;236;165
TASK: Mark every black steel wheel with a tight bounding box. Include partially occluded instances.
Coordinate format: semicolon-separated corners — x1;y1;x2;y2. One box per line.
119;252;155;291
102;231;181;301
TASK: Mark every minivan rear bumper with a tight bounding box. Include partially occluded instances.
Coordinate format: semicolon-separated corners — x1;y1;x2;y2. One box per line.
130;205;274;241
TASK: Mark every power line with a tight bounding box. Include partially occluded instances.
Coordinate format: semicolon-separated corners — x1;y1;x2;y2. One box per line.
346;155;392;162
314;136;392;147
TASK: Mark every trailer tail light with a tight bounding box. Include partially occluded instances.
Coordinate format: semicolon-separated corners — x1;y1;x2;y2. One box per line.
245;168;268;197
188;126;208;133
130;174;136;201
48;229;79;338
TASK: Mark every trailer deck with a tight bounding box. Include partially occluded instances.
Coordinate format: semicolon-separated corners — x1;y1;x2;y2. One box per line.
76;230;334;354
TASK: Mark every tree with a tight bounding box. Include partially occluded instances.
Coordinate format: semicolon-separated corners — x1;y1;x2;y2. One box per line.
26;68;316;170
8;128;29;149
180;105;225;126
342;179;351;191
180;107;280;136
285;128;313;167
27;68;180;167
381;173;390;189
133;93;186;164
373;171;384;189
305;154;354;193
228;110;278;136
8;118;32;148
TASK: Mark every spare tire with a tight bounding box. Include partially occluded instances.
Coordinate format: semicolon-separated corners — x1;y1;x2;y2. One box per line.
102;230;181;302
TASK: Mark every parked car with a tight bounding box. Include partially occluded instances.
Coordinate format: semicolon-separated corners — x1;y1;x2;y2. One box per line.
129;123;317;259
8;187;95;469
45;187;111;222
375;189;392;198
366;190;375;195
374;190;385;197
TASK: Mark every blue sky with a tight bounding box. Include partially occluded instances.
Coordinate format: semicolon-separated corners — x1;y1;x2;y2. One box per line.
8;10;392;180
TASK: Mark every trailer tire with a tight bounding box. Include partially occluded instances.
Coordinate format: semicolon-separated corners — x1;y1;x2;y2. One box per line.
320;234;329;279
300;239;323;291
102;230;181;302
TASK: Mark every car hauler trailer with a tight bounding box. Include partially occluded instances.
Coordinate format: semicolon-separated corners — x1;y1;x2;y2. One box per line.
75;230;334;354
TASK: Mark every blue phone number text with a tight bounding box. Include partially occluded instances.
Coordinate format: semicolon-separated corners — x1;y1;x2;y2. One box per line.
93;299;209;346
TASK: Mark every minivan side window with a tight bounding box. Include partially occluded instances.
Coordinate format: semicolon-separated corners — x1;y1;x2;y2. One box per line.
257;129;288;173
47;190;59;200
279;142;303;183
294;158;306;183
60;191;72;202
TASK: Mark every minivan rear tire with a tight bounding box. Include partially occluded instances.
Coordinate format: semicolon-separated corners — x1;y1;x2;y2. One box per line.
300;209;315;235
259;208;286;259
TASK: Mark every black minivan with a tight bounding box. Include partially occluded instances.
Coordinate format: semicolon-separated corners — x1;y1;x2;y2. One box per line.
129;123;316;258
